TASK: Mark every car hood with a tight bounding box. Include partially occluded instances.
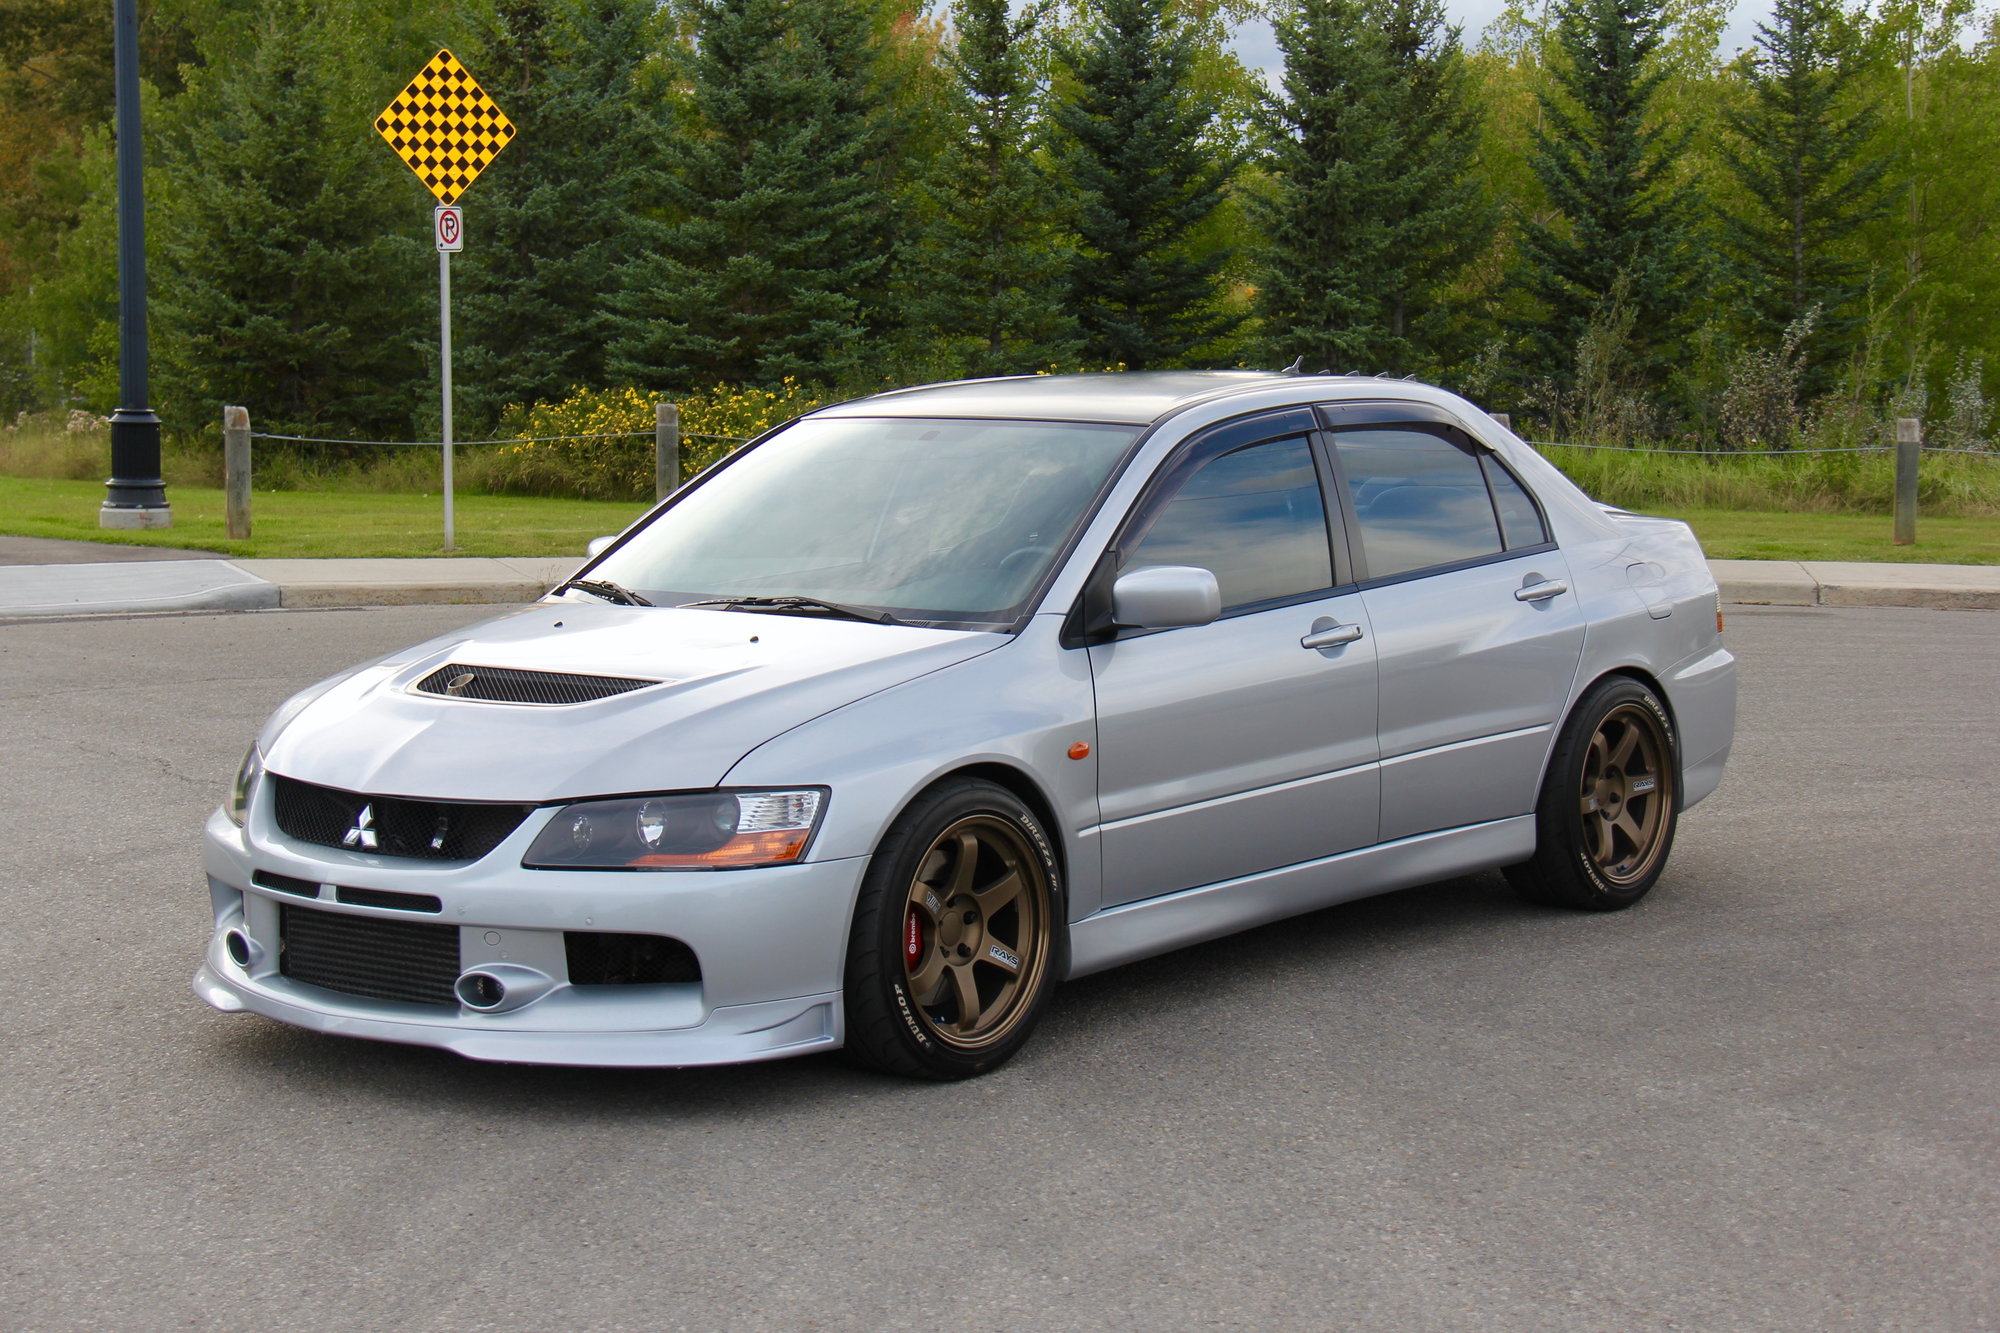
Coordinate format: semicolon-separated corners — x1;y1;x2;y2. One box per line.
260;602;1003;802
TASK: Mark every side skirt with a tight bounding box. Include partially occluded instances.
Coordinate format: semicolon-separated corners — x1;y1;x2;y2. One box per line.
1065;816;1536;979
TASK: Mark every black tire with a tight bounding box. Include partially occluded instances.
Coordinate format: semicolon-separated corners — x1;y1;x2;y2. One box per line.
1506;676;1680;911
841;778;1065;1080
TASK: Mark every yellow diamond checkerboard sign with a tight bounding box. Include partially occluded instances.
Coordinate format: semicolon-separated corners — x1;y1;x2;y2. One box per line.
374;49;515;205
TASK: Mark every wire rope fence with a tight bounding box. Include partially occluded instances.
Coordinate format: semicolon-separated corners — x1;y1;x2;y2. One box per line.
218;403;758;543
193;401;1993;550
1524;439;1996;457
246;430;752;447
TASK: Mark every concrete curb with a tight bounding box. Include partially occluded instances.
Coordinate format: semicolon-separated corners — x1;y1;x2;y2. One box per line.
3;554;1993;618
1711;559;2000;611
0;559;278;619
231;557;580;609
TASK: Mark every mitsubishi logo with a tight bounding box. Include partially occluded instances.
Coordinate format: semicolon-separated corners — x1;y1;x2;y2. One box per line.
342;804;379;850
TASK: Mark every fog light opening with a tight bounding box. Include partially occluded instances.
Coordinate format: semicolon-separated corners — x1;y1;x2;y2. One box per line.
224;929;254;968
456;971;507;1011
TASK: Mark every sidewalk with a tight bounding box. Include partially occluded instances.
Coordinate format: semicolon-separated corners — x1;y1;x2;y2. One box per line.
0;538;1995;618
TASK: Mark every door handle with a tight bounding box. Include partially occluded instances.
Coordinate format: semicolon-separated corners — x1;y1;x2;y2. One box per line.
1515;580;1569;602
1301;623;1365;650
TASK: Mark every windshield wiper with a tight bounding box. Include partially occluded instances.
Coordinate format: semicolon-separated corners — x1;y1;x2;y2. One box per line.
556;578;654;607
680;595;904;626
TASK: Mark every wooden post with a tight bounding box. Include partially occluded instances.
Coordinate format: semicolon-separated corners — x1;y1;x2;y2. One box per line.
222;404;251;540
1894;417;1920;546
655;400;680;503
1488;412;1512;432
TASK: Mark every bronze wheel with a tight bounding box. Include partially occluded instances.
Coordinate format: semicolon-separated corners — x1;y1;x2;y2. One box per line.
1508;677;1680;911
1578;702;1676;886
899;816;1053;1049
844;779;1063;1079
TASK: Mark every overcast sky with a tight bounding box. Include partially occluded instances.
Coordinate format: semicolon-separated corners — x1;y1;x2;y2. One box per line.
1227;0;1769;77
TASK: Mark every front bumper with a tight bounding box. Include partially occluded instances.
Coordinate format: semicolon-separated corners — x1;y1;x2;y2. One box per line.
196;806;867;1067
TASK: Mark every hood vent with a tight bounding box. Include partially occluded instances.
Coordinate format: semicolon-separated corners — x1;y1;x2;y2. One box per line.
413;663;660;706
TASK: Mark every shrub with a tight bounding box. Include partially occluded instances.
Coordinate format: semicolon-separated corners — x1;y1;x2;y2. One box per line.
1719;309;1816;451
482;381;831;501
1938;352;1992;452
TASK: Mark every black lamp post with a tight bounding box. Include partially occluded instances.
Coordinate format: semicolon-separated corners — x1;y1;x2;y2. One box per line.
102;0;170;529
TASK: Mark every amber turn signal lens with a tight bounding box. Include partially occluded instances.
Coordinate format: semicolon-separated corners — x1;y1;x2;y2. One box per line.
1067;741;1091;760
628;829;810;868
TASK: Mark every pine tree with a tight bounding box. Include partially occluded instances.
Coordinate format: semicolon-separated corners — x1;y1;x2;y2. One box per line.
900;0;1076;378
452;0;665;430
1511;0;1702;391
1249;0;1493;374
1716;0;1891;392
611;0;896;391
1050;0;1241;369
152;0;428;436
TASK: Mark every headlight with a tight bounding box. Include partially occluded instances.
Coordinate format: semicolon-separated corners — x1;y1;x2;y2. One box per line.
523;789;825;870
227;745;263;826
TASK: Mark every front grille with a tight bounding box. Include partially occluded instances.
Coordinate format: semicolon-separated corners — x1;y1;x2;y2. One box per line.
271;776;533;862
565;931;701;986
414;663;659;705
279;903;460;1006
335;886;441;914
252;869;322;899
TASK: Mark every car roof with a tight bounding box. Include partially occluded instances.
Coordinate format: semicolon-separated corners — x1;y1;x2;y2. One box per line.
813;371;1398;426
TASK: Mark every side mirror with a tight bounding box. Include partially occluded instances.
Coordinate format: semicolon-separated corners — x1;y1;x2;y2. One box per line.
585;535;616;558
1111;565;1221;630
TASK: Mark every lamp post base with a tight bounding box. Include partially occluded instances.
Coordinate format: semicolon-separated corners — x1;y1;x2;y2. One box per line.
99;504;174;530
104;406;170;528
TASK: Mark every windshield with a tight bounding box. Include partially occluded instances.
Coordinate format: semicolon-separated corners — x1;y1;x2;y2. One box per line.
588;415;1141;625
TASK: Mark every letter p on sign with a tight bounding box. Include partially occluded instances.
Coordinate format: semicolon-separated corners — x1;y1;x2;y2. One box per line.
434;204;464;252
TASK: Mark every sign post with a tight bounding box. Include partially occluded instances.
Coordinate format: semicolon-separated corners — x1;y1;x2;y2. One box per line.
435;204;462;546
374;50;515;551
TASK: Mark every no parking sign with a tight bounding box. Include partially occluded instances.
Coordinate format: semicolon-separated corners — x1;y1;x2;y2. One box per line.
434;204;463;252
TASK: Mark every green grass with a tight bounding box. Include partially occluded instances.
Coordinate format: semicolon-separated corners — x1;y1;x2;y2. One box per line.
2;464;1995;565
0;477;647;559
1665;508;2000;565
1539;443;2000;518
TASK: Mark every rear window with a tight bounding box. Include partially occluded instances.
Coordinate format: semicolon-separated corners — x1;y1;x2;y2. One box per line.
1331;429;1502;579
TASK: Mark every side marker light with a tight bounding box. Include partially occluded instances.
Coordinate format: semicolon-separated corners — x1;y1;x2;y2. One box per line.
1067;742;1091;760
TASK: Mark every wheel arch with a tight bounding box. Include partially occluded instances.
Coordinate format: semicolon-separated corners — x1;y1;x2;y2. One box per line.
1543;664;1684;797
889;761;1076;982
920;761;1069;890
1596;664;1675;726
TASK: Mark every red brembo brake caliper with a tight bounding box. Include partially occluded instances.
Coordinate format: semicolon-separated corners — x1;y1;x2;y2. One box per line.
904;909;923;969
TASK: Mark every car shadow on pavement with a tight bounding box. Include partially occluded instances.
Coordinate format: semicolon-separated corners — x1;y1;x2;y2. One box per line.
207;867;1596;1114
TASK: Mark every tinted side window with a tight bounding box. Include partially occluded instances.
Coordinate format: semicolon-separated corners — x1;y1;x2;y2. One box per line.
1124;436;1332;609
1483;455;1549;549
1332;429;1502;579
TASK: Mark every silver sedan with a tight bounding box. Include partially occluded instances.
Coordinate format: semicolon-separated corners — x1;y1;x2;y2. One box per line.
195;372;1736;1078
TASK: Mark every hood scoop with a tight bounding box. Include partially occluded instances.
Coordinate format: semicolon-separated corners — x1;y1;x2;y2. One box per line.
412;663;663;706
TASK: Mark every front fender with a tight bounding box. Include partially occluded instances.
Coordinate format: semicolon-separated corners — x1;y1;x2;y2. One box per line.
719;614;1104;919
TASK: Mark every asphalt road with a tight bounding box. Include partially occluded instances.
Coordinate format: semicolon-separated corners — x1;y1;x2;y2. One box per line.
1;603;1994;1332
